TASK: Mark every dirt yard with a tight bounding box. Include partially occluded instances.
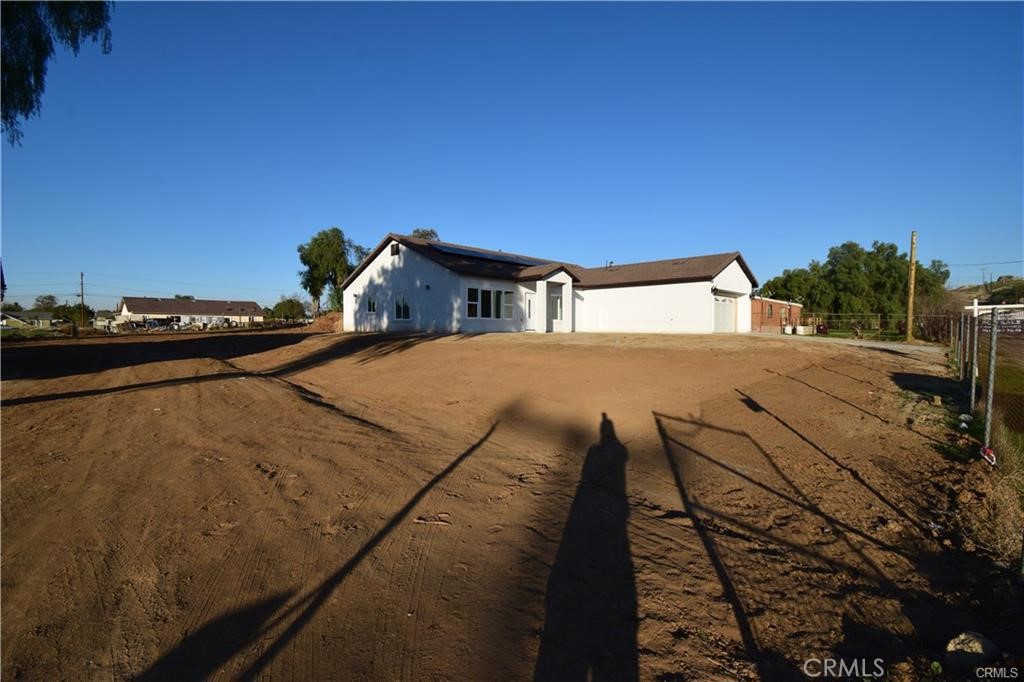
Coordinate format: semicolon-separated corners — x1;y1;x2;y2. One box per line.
2;330;1020;681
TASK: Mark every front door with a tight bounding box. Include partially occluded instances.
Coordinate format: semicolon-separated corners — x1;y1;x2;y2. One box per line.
524;292;536;331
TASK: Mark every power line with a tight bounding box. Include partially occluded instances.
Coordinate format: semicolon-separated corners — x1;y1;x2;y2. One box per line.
946;260;1024;267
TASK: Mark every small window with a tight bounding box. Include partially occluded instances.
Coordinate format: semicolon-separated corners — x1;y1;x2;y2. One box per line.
390;243;400;256
366;297;377;313
494;291;502;319
767;305;773;319
395;293;410;320
467;288;479;318
502;291;514;319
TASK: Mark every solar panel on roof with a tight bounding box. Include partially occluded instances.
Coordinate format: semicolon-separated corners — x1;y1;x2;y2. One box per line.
431;243;548;266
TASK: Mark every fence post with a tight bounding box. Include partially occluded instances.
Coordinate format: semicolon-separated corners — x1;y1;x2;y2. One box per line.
983;308;999;452
970;311;980;413
958;313;965;380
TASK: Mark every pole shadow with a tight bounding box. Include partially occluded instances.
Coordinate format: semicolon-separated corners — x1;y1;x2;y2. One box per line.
133;423;498;681
534;413;638;682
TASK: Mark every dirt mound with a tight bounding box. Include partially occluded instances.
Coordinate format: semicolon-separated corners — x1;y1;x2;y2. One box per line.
304;312;342;333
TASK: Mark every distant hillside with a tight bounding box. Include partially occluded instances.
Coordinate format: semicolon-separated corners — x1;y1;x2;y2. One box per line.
951;276;1024;305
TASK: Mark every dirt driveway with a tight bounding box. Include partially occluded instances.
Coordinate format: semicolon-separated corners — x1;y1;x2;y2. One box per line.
2;331;1019;681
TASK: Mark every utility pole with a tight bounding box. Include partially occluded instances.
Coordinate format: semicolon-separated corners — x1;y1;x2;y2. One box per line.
905;230;917;343
79;272;85;328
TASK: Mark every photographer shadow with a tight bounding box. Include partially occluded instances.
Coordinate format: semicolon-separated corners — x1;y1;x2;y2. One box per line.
534;413;638;682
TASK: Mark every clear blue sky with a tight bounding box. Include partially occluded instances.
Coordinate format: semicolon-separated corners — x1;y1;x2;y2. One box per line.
2;1;1021;310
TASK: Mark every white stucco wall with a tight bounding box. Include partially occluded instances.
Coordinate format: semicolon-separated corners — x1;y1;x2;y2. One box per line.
712;260;753;333
454;276;530;333
343;240;462;332
575;281;715;333
344;244;754;335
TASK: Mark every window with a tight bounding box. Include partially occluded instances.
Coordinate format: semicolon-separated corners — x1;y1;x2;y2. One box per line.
767;305;773;319
390;243;400;256
550;293;562;320
481;289;492;318
394;293;410;320
366;297;377;313
467;287;514;319
502;291;514;319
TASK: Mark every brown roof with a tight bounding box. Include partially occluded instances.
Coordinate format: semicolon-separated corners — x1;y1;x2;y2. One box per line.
342;233;756;290
120;297;264;316
575;252;758;289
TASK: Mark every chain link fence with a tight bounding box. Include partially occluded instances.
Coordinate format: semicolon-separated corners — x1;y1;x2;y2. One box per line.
952;306;1024;459
798;312;952;342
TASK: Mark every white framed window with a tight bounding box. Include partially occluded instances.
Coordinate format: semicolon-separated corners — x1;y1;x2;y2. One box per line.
390;243;400;256
366;297;377;313
502;291;514;319
550;294;562;320
394;293;410;320
467;287;515;320
767;305;773;319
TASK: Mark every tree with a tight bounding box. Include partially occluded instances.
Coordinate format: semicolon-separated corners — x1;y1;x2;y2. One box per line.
297;227;366;316
33;294;58;311
410;228;439;241
761;240;950;317
272;296;306;321
174;294;195;301
2;1;113;145
53;301;93;324
1;301;23;312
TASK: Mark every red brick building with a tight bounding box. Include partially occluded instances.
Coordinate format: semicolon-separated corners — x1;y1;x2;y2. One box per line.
751;296;802;333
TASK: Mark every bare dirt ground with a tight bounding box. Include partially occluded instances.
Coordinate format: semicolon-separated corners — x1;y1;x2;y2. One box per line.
2;330;1021;681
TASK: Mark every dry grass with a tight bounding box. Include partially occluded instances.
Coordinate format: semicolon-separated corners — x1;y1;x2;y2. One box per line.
957;413;1024;564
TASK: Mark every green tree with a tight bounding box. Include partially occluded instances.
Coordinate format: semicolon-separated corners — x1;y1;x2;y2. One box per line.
410;228;439;241
2;1;113;145
53;301;93;325
272;296;306;321
174;294;195;301
1;301;24;312
33;294;58;311
298;227;366;317
762;241;950;317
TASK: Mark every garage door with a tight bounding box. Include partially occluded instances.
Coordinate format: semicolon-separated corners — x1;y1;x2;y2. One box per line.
713;295;736;333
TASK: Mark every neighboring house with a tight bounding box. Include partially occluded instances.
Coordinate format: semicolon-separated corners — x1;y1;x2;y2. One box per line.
751;296;803;333
116;297;265;326
16;311;57;328
342;234;757;334
1;312;30;328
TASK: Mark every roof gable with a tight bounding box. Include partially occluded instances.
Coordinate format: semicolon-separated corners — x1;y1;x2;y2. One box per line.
575;252;758;289
342;233;757;290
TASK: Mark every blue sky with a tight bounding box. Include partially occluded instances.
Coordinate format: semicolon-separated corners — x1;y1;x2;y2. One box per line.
2;1;1021;310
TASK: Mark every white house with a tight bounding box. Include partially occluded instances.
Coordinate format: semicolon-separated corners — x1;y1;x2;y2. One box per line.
342;234;757;334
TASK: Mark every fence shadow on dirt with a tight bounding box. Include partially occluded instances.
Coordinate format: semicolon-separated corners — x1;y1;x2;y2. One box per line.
133;422;498;681
534;413;638;682
652;409;1023;676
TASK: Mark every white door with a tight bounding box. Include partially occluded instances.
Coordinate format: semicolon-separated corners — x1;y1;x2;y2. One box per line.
714;295;736;333
524;292;535;331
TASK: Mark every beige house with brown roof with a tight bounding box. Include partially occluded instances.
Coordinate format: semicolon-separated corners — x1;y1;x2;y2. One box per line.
342;234;757;334
116;297;264;326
